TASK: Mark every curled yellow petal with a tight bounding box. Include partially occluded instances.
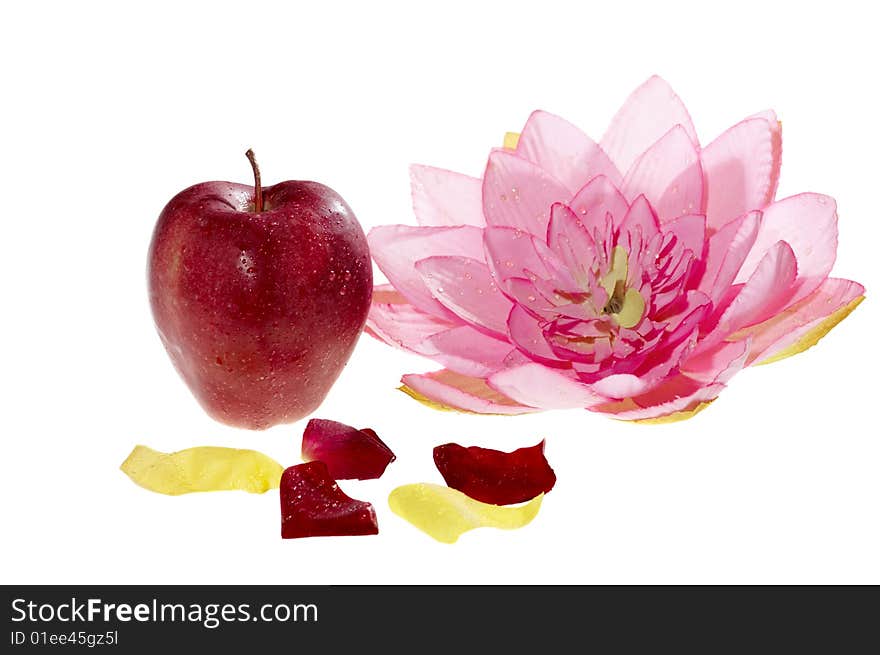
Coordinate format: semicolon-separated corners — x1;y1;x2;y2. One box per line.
120;445;284;496
503;132;520;150
388;483;543;544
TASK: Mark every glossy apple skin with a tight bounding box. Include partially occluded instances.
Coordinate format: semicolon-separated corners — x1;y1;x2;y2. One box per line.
148;180;372;429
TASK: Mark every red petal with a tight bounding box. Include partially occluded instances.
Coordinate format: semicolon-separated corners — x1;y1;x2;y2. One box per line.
301;419;396;480
280;462;379;538
433;440;556;505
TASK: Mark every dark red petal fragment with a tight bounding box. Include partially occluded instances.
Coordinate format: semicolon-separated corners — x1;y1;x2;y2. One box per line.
433;440;556;505
280;462;379;539
301;419;396;480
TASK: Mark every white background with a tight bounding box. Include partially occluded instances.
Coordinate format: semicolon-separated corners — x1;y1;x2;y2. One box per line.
2;0;877;584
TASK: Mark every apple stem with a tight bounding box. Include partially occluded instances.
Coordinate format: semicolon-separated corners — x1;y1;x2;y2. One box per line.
245;148;263;212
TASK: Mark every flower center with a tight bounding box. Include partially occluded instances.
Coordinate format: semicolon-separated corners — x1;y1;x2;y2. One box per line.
598;246;645;329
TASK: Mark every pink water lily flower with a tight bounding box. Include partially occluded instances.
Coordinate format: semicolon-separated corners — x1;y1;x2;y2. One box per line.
367;76;864;421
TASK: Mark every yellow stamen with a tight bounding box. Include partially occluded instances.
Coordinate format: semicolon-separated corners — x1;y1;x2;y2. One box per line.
599;246;645;328
503;132;520;150
615;288;646;329
601;246;629;298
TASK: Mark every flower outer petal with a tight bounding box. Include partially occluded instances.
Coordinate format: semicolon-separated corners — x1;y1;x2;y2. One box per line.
488;363;607;409
400;369;538;415
621;125;704;224
507;304;564;364
701;117;777;230
710;240;798;341
424;325;517;377
735;193;838;305
749;109;783;202
415;255;513;336
755;295;863;365
680;338;751;384
410;165;485;227
569;175;630;231
726;278;865;365
632;401;715;424
593;380;728;421
516;109;622;191
699;211;762;304
601;75;699;175
482;149;570;237
365;285;454;354
368;224;485;319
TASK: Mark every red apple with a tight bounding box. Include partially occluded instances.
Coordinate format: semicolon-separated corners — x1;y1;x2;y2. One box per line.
148;150;372;429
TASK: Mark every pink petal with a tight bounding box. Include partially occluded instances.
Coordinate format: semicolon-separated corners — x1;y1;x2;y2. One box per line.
483;226;575;288
591;376;729;421
410;164;485;227
369;224;484;319
482;149;570;237
622;125;704;224
734;278;865;364
736;193;838;304
365;284;455;353
507;304;562;364
546;202;598;285
618;195;661;241
713;240;798;339
662;213;707;262
488;363;606;409
750;109;783;202
423;326;516;377
701;117;778;230
630;290;710;377
516;110;622;192
699;211;762;304
680;339;751;384
568;175;630;231
501;277;557;316
590;373;653;399
401;369;538;415
415;256;513;336
600;76;699;176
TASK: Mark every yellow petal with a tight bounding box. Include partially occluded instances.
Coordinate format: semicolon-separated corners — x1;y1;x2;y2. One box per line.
615;288;646;329
756;295;864;366
120;445;284;495
503;131;520;150
601;245;629;298
388;483;543;544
